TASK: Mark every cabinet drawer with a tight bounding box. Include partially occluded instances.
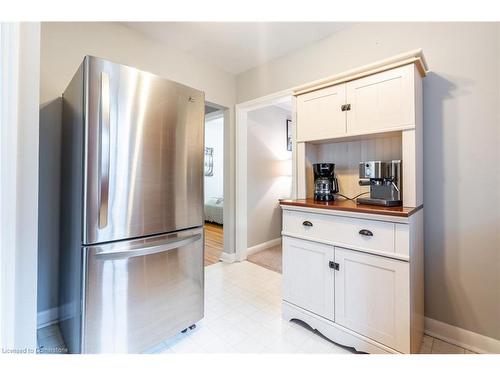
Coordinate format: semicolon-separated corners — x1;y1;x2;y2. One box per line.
283;209;395;254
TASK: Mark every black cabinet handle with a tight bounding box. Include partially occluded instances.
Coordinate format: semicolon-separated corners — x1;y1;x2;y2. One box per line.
329;261;339;270
302;221;313;227
359;229;373;237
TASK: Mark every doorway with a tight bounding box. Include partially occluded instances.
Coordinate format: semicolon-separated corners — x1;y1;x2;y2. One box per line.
235;91;294;271
204;104;225;266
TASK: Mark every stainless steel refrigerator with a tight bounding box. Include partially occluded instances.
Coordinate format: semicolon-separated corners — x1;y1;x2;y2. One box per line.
59;56;205;353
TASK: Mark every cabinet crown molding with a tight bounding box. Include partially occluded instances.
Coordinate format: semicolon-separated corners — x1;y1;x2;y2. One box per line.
294;49;428;96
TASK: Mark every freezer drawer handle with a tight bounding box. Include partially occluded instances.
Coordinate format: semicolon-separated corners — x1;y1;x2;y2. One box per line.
98;72;110;229
94;233;202;260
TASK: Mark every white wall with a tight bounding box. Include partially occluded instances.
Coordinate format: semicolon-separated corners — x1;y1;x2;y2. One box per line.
41;22;235;107
205;115;224;201
38;22;237;319
237;22;500;341
247;105;292;248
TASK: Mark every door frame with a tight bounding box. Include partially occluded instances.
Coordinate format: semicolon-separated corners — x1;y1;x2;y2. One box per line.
204;101;234;260
0;22;40;350
234;89;295;261
0;21;18;351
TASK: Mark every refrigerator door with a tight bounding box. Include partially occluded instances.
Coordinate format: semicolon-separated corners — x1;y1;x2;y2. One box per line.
82;227;204;353
83;56;205;245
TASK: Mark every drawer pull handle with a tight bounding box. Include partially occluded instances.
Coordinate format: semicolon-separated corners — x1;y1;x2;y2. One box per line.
302;221;313;227
359;229;373;237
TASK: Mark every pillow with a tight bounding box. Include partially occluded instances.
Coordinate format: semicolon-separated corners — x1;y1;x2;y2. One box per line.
205;197;223;205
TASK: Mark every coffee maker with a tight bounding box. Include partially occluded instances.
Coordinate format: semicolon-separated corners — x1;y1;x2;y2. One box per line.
357;160;402;206
313;163;339;201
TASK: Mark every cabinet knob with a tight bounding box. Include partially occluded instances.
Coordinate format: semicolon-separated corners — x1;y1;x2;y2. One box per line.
359;229;373;237
302;221;313;227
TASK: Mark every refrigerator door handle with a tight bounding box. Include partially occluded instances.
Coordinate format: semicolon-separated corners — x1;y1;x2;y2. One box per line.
98;72;110;229
94;233;202;260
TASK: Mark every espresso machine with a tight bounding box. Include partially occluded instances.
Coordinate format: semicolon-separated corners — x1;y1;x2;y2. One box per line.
357;160;402;206
313;163;339;201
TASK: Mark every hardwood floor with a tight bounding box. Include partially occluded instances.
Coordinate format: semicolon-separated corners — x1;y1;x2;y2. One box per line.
204;222;223;266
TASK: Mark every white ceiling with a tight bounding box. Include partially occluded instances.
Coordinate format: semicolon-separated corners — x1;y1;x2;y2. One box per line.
123;22;351;75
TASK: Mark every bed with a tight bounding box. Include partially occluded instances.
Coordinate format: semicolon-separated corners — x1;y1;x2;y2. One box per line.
204;197;224;225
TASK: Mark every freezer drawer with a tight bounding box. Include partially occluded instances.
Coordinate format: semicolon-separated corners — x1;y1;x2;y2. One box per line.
82;227;204;353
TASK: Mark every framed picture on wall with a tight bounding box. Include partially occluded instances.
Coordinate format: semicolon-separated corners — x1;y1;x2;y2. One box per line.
204;147;214;176
286;119;292;151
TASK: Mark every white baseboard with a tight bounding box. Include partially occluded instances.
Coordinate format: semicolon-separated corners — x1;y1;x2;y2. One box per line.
425;317;500;354
219;251;236;263
37;307;59;329
218;238;281;263
246;238;281;257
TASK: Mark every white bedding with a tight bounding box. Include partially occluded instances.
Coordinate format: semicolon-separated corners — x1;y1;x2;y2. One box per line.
204;197;223;225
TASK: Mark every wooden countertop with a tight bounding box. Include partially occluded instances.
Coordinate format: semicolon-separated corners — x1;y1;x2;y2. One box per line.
279;198;422;218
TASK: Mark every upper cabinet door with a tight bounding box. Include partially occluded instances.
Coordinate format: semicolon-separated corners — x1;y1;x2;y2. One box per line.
346;64;415;134
334;247;410;353
282;236;335;321
296;84;346;141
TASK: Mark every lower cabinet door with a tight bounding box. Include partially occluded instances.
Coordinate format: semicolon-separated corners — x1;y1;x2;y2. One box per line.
282;236;334;321
334;247;410;352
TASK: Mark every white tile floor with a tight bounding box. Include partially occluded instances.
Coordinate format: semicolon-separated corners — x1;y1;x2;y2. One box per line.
147;261;354;354
38;260;477;354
